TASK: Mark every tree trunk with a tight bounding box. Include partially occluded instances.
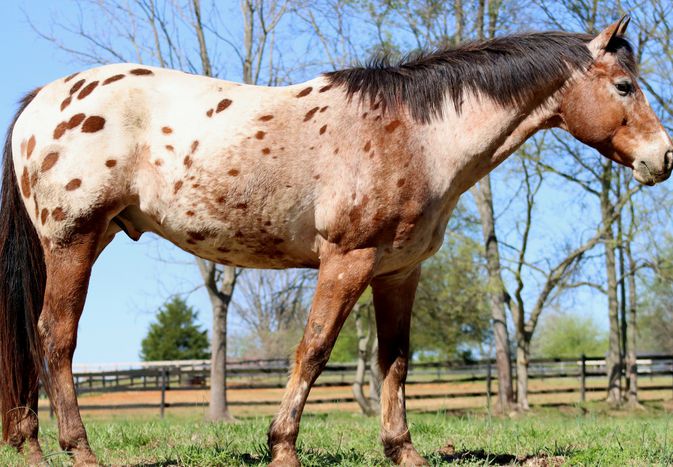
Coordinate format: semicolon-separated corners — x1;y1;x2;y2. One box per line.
601;162;622;405
516;337;530;411
471;177;514;413
368;338;381;410
197;260;237;421
625;232;639;407
352;304;376;416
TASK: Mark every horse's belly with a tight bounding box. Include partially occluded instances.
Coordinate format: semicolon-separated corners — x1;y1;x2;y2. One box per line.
142;192;320;269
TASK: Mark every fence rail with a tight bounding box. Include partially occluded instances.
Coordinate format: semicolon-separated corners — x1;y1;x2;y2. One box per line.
47;354;673;417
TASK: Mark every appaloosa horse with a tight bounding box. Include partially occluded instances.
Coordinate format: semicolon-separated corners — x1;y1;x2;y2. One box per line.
0;15;670;466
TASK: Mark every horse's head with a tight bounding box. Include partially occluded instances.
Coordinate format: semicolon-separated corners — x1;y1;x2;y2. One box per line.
559;16;673;185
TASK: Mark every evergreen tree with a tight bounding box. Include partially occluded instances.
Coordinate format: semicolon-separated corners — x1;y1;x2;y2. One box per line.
140;297;210;361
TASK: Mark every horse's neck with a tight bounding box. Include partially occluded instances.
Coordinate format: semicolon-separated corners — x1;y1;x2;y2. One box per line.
417;91;559;196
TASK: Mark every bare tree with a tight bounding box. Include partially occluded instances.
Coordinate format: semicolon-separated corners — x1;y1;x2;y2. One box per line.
233;269;314;358
467;0;516;413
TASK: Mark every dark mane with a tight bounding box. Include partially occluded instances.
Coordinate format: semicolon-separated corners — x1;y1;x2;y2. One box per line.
325;32;637;123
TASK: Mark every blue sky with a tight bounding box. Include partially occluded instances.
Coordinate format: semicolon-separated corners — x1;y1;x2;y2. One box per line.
1;2;217;364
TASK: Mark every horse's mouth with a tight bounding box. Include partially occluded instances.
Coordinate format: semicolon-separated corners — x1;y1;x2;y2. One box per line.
633;161;670;186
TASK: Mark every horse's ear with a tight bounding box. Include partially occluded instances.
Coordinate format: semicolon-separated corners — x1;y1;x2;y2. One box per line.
588;15;631;57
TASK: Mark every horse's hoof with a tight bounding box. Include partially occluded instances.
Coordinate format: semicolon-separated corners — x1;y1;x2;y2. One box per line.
398;446;429;466
72;448;99;467
25;447;43;466
269;446;301;467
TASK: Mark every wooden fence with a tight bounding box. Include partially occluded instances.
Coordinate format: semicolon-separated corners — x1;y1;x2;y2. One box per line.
49;355;673;417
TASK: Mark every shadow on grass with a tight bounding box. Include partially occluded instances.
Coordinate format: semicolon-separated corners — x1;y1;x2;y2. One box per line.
435;449;569;465
131;449;570;466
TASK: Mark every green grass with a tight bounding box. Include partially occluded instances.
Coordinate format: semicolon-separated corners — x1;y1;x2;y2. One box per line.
2;403;673;465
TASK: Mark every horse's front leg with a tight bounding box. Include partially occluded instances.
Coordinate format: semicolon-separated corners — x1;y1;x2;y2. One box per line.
268;245;376;466
372;266;427;466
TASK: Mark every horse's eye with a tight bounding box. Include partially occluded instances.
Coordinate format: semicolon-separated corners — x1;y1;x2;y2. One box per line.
615;81;634;96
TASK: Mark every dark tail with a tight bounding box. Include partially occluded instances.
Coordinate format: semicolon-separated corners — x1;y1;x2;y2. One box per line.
0;89;46;441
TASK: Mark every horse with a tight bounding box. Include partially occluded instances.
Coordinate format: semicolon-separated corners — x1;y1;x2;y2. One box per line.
0;15;670;466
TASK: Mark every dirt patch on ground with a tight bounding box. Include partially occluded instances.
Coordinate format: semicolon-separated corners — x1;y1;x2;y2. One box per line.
37;378;672;418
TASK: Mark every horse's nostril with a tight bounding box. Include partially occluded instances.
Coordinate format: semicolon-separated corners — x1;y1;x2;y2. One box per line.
666;150;673;172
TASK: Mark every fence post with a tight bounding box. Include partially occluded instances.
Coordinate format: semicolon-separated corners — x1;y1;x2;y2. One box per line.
580;354;586;403
160;367;167;419
486;359;492;413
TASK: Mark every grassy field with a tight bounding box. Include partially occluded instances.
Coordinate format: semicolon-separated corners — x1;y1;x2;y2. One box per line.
2;402;672;465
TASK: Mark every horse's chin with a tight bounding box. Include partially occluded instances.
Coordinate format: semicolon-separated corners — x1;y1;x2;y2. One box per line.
633;167;656;186
633;162;672;186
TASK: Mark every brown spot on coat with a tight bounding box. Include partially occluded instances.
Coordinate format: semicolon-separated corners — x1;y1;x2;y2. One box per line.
259;115;274;121
397;178;406;187
296;87;313;97
262;148;271;155
52;208;66;221
105;159;117;168
77;81;99;100
40;209;48;225
161;126;173;134
191;141;199;153
130;68;153;75
235;203;247;209
53;122;68;139
255;131;266;140
216;99;232;112
155;159;164;166
60;96;72;111
30;172;38;188
320;106;328;112
186;210;195;216
206;109;214;117
319;125;327;135
21;167;30;198
183;156;192;168
228;169;240;176
304;107;320;122
364;141;372;152
82;116;106;133
42;153;59;172
68;113;86;129
103;74;125;85
319;84;333;93
174;181;183;193
165;145;174;151
385;120;402;132
65;179;82;191
64;72;79;83
26;136;36;159
69;79;86;95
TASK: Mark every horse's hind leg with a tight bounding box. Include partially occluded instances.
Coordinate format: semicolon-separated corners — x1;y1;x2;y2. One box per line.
372;266;427;466
38;230;102;466
6;385;42;465
268;246;376;466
